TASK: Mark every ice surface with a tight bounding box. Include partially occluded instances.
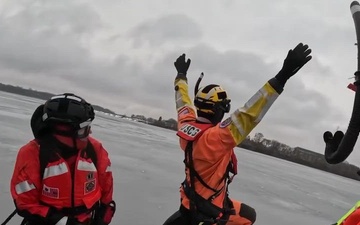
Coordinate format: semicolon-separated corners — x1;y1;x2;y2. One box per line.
0;91;359;225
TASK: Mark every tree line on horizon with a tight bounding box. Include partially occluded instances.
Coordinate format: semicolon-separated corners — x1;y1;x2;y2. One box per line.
0;83;116;114
1;83;359;181
131;115;360;181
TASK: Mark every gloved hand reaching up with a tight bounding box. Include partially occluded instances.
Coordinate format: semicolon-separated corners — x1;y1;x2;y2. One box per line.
174;54;191;77
276;43;312;86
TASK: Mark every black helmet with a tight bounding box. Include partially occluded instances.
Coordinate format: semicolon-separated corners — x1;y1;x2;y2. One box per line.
42;93;94;131
31;104;49;139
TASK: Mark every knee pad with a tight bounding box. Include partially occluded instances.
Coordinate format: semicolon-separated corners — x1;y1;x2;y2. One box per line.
239;203;256;224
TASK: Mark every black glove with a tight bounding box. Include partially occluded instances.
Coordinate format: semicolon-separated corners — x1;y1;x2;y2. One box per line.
17;207;65;225
174;54;191;76
50;215;84;225
93;201;116;225
46;208;83;225
275;43;312;86
323;130;344;146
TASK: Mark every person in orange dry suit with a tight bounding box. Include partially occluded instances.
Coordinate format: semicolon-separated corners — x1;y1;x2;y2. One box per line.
163;43;312;225
10;93;115;225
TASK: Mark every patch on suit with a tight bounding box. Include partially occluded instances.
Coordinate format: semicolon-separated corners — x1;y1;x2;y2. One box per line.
42;184;59;199
179;124;201;137
87;172;94;181
84;180;96;194
219;117;232;128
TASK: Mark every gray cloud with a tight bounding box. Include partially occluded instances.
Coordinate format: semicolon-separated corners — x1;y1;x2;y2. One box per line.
0;0;134;98
128;14;203;47
0;0;105;78
0;0;358;164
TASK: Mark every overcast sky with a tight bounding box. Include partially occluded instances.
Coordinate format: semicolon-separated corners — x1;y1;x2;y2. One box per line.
1;0;360;164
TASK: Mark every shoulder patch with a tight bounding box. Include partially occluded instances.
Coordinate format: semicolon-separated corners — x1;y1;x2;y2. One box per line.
219;117;232;128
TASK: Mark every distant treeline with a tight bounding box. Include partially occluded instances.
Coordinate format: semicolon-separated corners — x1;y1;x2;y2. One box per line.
131;114;360;181
0;83;116;114
2;84;360;181
240;134;360;181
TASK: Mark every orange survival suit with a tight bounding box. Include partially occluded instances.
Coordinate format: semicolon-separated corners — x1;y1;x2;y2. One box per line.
10;95;114;225
164;73;284;225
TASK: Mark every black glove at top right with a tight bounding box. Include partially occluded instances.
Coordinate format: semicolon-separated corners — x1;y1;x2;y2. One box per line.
275;43;312;86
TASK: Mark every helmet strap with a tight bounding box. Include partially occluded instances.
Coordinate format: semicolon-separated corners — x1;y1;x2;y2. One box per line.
197;110;222;125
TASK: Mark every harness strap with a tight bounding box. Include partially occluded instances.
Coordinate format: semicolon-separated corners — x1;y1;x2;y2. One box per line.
60;201;100;216
184;141;231;224
185;142;225;200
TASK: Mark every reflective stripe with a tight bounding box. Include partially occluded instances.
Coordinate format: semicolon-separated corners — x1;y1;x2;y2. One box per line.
79;120;92;128
229;84;279;140
176;91;188;109
351;4;360;15
55;216;68;225
175;79;194;111
254;88;278;123
241;86;279;123
15;180;36;194
43;162;68;179
176;79;187;85
337;201;360;225
42;113;48;121
105;165;111;172
51;95;82;102
243;88;263;110
231;112;245;136
177;104;194;111
77;160;97;171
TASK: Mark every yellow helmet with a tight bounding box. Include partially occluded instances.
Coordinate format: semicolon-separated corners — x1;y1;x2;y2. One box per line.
193;73;231;124
194;84;230;114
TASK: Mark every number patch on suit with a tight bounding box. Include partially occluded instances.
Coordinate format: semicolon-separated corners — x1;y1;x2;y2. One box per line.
180;124;201;137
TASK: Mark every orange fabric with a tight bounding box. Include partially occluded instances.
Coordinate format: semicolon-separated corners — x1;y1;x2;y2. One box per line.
10;136;113;221
342;208;360;225
39;155;101;210
177;107;238;210
226;200;252;225
174;75;280;225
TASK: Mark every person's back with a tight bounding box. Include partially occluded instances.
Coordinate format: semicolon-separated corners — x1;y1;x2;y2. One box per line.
178;114;238;210
164;43;312;225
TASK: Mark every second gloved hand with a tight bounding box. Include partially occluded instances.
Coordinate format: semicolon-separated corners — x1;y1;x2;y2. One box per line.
174;54;191;76
93;201;116;225
276;43;312;86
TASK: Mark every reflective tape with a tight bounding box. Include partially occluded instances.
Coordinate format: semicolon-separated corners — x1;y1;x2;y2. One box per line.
77;160;97;172
43;162;68;179
336;201;360;225
15;180;36;194
105;165;112;172
231;112;245;136
254;88;278;123
55;216;68;225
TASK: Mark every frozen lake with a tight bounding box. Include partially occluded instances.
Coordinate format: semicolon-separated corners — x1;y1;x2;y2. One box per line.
0;91;359;225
